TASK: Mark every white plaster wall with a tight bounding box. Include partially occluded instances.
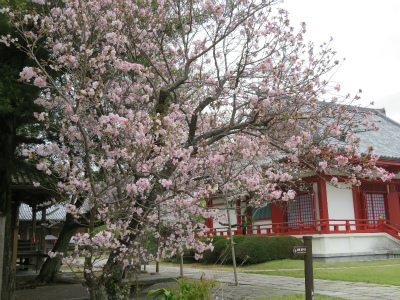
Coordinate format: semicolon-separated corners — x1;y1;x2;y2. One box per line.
326;184;355;220
212;198;225;206
212;206;238;234
250;219;273;235
253;219;272;226
311;233;400;255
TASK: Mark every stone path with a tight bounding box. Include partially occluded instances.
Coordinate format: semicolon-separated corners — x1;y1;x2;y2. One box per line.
145;264;400;300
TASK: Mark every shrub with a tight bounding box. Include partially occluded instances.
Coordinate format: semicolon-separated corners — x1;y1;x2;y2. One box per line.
203;234;248;264
204;238;229;264
201;235;228;263
183;235;226;263
146;277;215;300
181;234;303;265
274;236;304;260
235;235;304;264
235;235;272;264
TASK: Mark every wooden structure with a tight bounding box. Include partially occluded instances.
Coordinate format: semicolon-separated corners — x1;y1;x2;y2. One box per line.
206;108;400;262
11;168;56;272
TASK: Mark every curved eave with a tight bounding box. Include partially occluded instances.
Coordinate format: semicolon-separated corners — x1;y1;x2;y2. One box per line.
377;158;400;174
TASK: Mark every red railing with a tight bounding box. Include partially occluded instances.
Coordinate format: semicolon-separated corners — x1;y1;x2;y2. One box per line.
205;219;400;240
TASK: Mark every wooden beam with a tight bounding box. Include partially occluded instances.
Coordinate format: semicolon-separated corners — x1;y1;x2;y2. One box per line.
12;202;20;272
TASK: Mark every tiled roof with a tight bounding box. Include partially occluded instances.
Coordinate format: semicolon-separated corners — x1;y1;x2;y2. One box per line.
19;203;66;221
356;111;400;159
11;165;50;188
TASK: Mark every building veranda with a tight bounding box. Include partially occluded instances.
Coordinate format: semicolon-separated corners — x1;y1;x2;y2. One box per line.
205;108;400;262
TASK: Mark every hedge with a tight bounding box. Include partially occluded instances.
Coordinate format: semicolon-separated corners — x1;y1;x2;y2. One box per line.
176;234;303;265
235;235;303;264
203;235;247;264
182;235;226;263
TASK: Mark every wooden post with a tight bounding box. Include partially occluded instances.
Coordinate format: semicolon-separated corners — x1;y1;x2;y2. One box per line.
303;236;314;300
39;207;46;269
179;252;183;277
12;202;20;272
156;204;160;274
32;203;36;242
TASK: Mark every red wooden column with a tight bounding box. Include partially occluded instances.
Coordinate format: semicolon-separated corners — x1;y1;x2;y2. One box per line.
205;218;213;229
317;178;329;220
271;203;285;223
387;192;400;225
387;182;400;224
352;186;362;220
204;199;213;229
271;202;284;234
246;205;252;235
236;200;242;235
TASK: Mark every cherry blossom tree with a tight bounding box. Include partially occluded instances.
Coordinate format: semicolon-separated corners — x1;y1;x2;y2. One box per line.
1;0;394;298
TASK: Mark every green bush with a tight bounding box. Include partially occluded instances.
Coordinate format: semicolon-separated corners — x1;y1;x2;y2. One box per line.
203;234;248;264
204;238;229;264
274;236;304;260
180;234;303;265
231;234;247;246
199;235;227;263
182;235;226;263
235;235;272;264
235;235;303;264
146;277;215;300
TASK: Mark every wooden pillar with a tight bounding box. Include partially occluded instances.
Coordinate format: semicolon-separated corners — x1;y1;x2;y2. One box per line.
236;200;241;225
317;178;329;220
387;192;400;224
352;186;362;220
32;202;36;242
236;200;242;235
39;207;46;268
12;202;20;272
271;203;285;224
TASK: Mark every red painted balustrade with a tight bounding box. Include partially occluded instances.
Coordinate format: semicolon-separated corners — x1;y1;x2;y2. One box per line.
204;219;400;240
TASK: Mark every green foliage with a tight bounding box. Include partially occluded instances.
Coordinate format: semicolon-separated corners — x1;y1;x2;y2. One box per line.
203;238;228;264
203;235;248;264
107;279;131;300
181;235;303;265
200;235;228;263
146;278;215;300
182;236;226;263
274;236;304;260
235;236;303;265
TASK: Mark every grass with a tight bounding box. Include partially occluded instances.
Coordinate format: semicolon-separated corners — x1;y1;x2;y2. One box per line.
238;258;400;271
238;259;400;285
245;294;345;300
162;259;400;286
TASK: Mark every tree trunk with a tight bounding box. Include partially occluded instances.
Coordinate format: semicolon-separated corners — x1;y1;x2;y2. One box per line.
225;199;239;286
31;213;79;284
0;206;15;300
0;117;16;300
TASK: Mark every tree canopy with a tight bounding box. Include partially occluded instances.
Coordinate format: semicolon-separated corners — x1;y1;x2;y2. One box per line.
1;0;393;298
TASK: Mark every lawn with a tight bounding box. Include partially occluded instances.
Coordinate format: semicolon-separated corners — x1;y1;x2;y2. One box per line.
163;259;400;286
238;258;400;271
238;259;400;285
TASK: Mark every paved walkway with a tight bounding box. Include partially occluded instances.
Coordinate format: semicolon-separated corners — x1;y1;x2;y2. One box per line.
145;264;400;300
15;264;400;299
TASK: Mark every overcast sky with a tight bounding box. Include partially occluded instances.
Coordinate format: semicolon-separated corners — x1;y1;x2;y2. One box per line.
276;0;400;123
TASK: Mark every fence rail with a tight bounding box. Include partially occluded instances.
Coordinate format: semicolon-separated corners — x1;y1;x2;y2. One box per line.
205;219;400;240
